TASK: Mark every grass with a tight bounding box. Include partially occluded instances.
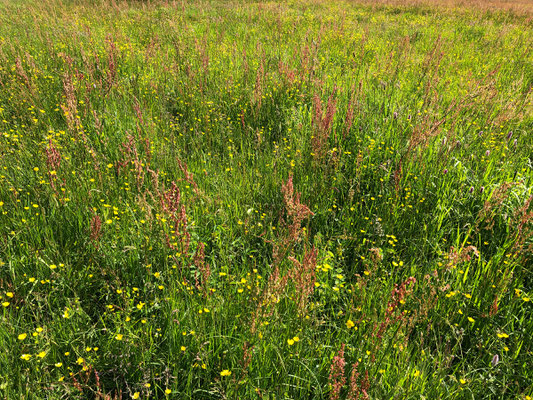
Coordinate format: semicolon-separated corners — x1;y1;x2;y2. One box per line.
0;0;532;398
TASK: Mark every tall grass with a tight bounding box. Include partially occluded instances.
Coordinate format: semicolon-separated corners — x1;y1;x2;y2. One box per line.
0;0;531;398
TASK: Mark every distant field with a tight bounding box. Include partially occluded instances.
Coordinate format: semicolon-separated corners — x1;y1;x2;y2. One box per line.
348;0;533;14
0;0;531;399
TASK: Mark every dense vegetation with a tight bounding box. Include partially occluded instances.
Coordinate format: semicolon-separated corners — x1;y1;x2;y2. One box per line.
0;0;531;398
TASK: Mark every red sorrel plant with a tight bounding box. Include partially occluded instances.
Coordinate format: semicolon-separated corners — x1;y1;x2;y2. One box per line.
328;344;346;400
90;214;102;248
372;277;417;355
445;245;479;270
288;246;317;314
347;362;370;400
61;71;80;134
271;175;314;266
15;56;32;93
160;181;191;264
311;90;337;163
250;265;289;334
105;34;118;94
45;139;63;197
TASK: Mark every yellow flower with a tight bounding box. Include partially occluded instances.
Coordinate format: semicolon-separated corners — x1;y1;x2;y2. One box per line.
181;346;186;351
497;333;509;339
132;392;140;399
37;351;46;358
413;370;420;377
18;333;27;341
220;369;231;377
20;354;31;361
346;319;355;329
144;383;151;388
287;338;295;346
55;362;63;367
459;378;466;384
165;389;172;395
467;317;475;323
115;334;123;341
2;302;9;307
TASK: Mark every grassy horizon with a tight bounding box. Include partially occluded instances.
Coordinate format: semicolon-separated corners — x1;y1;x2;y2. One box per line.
0;0;532;398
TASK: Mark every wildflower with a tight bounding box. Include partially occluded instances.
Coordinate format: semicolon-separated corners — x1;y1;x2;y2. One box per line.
55;362;63;367
467;317;475;323
413;370;420;377
18;333;27;341
220;369;231;376
132;393;140;399
37;351;46;358
460;378;466;384
346;319;355;329
115;334;123;341
180;346;186;351
20;354;31;361
165;389;172;394
497;333;509;338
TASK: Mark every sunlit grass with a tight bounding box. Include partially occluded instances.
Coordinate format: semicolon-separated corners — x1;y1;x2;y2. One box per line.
0;0;531;398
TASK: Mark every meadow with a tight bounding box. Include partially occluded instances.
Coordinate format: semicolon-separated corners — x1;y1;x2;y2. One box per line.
0;0;532;398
